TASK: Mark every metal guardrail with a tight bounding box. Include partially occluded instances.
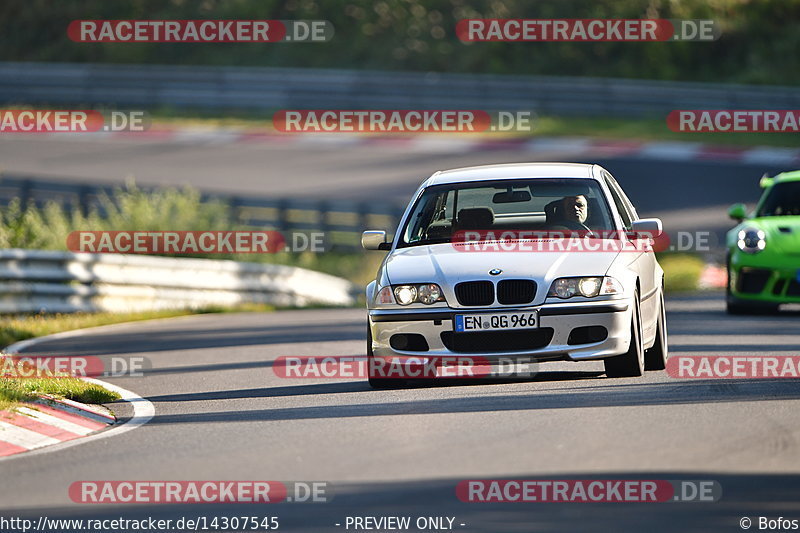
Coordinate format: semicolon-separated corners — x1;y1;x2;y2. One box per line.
1;61;799;117
0;249;359;313
0;173;404;251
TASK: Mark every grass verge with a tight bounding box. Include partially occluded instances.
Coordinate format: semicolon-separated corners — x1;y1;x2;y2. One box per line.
658;253;708;293
9;105;793;148
143;109;799;148
0;376;121;413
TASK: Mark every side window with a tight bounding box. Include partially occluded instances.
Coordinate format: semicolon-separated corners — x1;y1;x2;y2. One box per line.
603;173;633;230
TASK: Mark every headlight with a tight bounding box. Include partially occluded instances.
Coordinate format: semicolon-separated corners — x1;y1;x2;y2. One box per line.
547;276;623;299
417;284;442;305
578;277;601;297
737;227;766;254
393;285;418;305
390;284;446;306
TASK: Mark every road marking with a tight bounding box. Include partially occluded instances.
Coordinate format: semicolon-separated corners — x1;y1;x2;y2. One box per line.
0;421;61;450
16;407;98;436
0;327;155;462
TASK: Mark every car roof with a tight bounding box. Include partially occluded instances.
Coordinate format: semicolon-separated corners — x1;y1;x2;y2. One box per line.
773;170;800;183
424;162;599;187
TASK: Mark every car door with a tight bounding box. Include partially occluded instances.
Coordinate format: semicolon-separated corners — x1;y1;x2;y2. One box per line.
603;170;659;343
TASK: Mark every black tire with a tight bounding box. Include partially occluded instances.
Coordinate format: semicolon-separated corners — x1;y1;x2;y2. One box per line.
644;290;668;371
604;290;644;378
366;325;405;389
725;256;747;315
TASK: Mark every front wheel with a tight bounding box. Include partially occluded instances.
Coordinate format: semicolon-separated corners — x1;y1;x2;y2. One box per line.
604;291;644;378
644;290;668;371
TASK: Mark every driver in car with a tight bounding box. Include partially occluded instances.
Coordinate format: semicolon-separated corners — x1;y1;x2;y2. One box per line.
555;194;589;231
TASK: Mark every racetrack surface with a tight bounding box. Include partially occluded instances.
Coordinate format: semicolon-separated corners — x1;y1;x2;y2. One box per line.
2;292;800;532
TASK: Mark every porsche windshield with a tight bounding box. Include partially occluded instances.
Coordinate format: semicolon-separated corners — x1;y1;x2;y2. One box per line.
399;178;616;247
758;181;800;217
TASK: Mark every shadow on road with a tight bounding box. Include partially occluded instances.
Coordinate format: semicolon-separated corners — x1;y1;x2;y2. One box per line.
143;371;607;402
140;378;800;425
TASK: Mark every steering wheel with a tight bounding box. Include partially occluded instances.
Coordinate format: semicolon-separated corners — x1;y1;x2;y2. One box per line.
553;220;593;234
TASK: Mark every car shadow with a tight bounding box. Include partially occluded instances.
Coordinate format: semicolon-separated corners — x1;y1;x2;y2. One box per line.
139;378;800;425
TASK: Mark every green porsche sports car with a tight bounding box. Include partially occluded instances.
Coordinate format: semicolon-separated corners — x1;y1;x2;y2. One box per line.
726;170;800;314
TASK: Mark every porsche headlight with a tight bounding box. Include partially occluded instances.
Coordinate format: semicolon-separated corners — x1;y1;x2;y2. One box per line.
548;276;623;299
737;227;766;254
391;284;446;305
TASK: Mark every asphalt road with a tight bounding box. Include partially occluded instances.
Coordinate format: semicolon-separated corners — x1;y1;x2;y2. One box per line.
2;292;800;532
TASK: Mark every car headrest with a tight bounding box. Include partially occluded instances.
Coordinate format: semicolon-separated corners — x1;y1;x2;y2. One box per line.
585;197;604;227
456;207;494;229
544;200;563;223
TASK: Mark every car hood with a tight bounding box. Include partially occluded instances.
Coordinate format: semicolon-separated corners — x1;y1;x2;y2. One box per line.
729;216;800;255
384;243;623;306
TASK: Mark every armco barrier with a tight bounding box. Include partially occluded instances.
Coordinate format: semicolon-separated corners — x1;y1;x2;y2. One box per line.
0;249;359;313
0;61;799;117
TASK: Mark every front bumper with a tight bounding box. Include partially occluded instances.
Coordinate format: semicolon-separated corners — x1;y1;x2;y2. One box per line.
369;298;632;362
729;261;800;304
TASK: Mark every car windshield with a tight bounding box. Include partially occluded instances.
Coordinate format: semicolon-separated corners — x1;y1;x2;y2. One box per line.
758;181;800;217
398;178;616;247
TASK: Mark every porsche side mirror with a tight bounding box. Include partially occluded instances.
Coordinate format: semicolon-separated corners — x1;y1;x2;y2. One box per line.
728;203;747;222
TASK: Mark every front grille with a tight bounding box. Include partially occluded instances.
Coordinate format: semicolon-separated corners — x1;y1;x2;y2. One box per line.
455;281;494;306
440;328;554;353
497;279;536;305
774;279;788;296
787;280;800;297
737;269;771;294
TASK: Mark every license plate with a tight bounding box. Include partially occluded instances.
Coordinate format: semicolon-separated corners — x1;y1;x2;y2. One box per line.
454;311;538;332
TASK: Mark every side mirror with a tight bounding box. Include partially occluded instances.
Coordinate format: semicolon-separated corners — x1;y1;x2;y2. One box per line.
728;203;747;222
362;230;391;251
631;218;663;238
